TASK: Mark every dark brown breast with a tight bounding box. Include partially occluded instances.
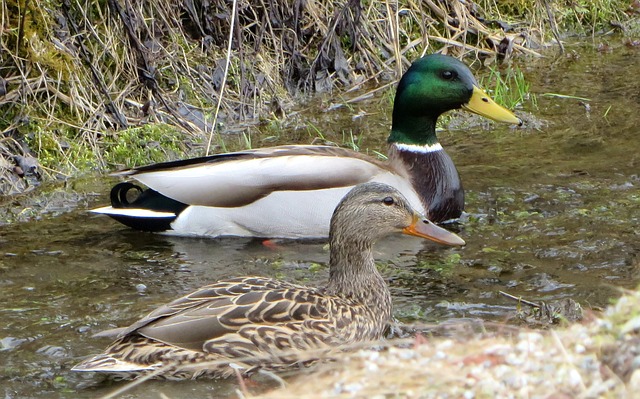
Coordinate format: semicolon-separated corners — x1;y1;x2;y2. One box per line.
389;146;464;222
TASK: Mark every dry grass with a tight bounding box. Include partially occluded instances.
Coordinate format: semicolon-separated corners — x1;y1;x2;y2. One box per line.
1;0;547;187
1;0;637;192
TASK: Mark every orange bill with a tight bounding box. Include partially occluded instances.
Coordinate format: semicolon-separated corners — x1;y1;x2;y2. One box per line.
402;214;466;246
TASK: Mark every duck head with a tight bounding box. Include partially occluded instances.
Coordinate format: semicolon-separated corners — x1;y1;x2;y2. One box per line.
390;54;521;145
330;182;465;247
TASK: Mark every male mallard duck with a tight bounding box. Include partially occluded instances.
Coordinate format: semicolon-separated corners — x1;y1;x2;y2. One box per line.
72;182;465;379
93;54;520;238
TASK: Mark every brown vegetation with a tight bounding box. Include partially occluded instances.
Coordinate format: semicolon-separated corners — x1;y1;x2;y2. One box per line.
0;0;636;192
1;0;542;193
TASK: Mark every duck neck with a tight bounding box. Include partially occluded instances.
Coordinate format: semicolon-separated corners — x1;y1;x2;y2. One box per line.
388;112;439;146
387;142;463;223
326;236;392;318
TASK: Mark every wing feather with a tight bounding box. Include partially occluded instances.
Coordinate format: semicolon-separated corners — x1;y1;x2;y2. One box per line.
115;277;337;353
122;146;391;207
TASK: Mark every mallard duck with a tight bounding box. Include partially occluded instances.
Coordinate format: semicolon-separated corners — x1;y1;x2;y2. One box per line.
72;182;465;379
93;54;520;238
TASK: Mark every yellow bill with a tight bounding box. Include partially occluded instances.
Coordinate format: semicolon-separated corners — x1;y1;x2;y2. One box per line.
462;86;522;125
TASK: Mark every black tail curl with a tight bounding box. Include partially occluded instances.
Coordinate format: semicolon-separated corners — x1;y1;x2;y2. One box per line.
106;182;189;232
110;182;144;208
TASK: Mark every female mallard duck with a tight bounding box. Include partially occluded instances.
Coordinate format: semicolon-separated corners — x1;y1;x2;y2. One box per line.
93;54;520;238
73;182;465;379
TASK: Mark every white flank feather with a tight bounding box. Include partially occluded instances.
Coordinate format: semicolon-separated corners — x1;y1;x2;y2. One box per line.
133;155;383;207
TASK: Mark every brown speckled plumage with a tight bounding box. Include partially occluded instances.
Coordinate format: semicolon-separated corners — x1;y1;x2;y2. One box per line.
72;183;464;379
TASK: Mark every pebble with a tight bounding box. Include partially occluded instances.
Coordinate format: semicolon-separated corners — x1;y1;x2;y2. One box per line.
629;369;640;391
342;382;363;394
620;315;640;334
0;336;28;351
36;345;67;358
567;368;583;388
76;325;91;334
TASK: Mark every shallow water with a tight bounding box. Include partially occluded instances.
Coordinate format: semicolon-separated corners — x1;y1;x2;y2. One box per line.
1;41;639;398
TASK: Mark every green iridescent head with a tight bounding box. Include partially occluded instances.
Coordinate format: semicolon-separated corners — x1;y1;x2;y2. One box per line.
389;54;520;145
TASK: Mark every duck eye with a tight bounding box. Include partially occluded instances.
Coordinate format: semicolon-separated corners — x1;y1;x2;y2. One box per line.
441;70;456;80
382;197;395;206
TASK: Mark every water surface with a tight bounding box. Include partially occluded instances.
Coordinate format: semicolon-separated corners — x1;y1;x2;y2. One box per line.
1;42;638;398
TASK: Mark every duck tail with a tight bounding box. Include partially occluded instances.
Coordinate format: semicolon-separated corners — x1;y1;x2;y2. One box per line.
90;182;188;232
71;353;156;374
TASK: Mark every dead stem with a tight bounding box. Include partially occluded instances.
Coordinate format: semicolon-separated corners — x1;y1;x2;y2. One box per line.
206;0;237;156
6;0;624;193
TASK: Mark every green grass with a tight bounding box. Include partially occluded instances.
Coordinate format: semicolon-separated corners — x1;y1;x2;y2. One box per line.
480;65;536;110
555;0;630;34
26;127;95;175
27;123;196;176
415;252;462;275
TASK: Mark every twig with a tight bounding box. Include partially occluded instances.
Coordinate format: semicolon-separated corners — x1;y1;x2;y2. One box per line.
551;330;586;391
385;0;402;77
16;0;30;57
499;291;541;308
233;363;250;397
205;0;238;156
541;0;565;54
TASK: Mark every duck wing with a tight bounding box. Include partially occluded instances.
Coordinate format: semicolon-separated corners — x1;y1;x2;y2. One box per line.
114;145;392;207
118;276;335;352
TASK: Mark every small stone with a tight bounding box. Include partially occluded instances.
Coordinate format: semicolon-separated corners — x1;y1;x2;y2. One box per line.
37;345;67;358
435;351;447;359
1;336;28;351
629;369;640;391
366;362;379;372
76;326;91;334
620;316;640;335
343;383;363;394
567;368;583;388
135;283;147;293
